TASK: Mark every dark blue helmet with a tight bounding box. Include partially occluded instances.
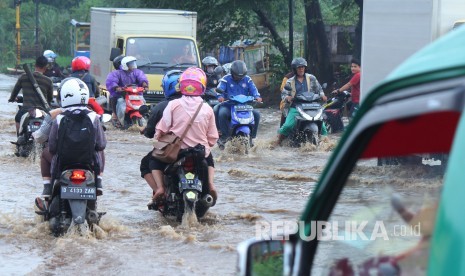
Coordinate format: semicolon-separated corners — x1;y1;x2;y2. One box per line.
162;70;183;98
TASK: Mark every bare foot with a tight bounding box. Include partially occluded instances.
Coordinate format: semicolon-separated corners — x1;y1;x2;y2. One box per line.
153;187;165;201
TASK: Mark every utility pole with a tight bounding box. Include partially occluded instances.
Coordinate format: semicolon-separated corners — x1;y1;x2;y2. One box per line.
289;0;294;61
15;0;21;68
34;0;40;57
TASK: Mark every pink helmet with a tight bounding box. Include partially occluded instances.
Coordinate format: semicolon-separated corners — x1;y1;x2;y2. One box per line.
179;67;207;96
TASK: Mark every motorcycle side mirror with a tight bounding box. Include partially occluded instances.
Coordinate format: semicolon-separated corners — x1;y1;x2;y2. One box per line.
321;83;328;89
283;84;292;91
216;88;224;94
101;113;112;123
214;66;224;76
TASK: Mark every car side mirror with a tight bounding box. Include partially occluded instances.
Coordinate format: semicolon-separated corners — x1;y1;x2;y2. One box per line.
237;239;286;276
109;48;122;61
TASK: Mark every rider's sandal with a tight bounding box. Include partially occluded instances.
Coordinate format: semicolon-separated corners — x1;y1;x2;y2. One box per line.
111;118;123;128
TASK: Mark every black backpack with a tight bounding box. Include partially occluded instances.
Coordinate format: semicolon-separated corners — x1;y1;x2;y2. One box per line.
57;109;98;172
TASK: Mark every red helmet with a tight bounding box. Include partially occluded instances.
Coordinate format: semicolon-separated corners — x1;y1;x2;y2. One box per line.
71;56;91;72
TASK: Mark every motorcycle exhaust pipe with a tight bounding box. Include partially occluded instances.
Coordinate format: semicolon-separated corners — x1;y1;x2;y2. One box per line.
86;210;99;225
201;194;214;207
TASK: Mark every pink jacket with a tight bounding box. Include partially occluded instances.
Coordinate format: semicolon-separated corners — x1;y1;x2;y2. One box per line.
156;96;218;157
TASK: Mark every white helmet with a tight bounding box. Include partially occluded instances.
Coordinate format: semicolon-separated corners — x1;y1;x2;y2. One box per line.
58;78;89;107
43;50;57;63
121;56;137;71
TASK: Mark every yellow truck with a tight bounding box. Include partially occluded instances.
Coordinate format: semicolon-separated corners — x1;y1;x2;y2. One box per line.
89;8;201;108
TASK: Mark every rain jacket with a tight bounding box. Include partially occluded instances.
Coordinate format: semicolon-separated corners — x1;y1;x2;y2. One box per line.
106;69;149;98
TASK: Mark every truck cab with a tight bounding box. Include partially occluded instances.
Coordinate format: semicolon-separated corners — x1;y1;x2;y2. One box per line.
109;35;200;105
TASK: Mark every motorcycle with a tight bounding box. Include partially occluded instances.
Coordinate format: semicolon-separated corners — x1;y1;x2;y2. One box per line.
116;85;148;129
217;94;256;151
148;145;214;222
202;88;220;107
323;90;351;133
49;76;63;108
34;166;103;236
10;96;47;157
287;91;325;147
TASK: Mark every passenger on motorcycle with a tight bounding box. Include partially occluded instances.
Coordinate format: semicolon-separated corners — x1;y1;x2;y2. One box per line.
8;55;53;135
215;60;262;145
43;50;65;79
202;56;221;90
275;57;327;146
70;56;103;115
105;55;125;123
139;70;183;204
106;56;149;127
151;67;219;204
47;78;107;194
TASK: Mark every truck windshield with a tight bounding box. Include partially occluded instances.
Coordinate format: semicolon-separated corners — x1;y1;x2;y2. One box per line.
125;37;199;74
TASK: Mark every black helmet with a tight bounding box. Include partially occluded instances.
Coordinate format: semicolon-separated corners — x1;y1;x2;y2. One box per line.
113;55;125;70
230;60;247;80
291;57;307;70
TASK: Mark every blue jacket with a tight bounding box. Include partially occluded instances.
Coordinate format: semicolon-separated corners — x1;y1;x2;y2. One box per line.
217;74;260;100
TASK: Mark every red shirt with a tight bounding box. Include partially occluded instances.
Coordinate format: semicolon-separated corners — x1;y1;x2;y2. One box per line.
349;72;360;103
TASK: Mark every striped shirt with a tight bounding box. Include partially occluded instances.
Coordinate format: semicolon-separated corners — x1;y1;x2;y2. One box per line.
10;72;53;109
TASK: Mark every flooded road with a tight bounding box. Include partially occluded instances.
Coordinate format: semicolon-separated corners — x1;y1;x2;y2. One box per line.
0;73;441;275
0;73;338;275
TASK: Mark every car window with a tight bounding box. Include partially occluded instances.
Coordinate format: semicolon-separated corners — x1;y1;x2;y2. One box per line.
312;151;443;275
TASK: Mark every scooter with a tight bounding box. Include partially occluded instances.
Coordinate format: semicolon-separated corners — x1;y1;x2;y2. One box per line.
323;90;351;133
218;94;256;151
34;166;104;236
116;85;147;129
288;92;325;147
202;88;220;107
148;145;214;222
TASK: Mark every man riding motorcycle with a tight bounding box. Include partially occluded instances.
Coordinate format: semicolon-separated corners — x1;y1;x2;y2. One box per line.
70;56;103;115
215;60;262;146
274;57;327;146
139;70;183;205
202;56;221;90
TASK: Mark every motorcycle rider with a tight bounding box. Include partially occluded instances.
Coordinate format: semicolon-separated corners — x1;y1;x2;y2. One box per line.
47;78;107;194
43;50;65;79
8;55;53;136
332;58;361;120
202;56;221;90
105;55;125;125
70;56;103;115
274;57;327;146
215;60;262;146
105;56;149;128
139;70;183;205
151;67;218;204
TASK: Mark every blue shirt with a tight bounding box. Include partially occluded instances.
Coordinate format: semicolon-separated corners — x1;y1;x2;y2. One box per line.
217;74;261;100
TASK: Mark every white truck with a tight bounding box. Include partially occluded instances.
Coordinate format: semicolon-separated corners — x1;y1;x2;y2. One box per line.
360;0;465;99
90;8;200;106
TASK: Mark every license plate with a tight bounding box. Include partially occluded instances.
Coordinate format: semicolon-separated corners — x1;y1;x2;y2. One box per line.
61;186;96;200
128;95;141;100
145;90;164;95
28;125;40;132
301;103;321;109
235;105;253;111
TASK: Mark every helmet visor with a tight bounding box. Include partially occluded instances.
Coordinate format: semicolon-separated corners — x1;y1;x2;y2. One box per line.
127;60;137;69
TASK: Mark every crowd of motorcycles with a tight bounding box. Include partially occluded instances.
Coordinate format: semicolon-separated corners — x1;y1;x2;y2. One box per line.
10;74;353;236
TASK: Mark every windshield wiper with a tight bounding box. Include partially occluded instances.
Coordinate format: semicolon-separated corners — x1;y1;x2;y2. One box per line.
138;62;168;68
164;62;197;71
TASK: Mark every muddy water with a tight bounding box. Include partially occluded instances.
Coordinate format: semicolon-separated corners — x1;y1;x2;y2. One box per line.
0;73;430;275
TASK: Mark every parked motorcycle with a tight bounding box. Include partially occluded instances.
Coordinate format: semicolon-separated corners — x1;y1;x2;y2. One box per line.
34;167;103;236
217;94;256;151
287;91;325;147
116;85;148;129
323;90;351;133
148;145;214;222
